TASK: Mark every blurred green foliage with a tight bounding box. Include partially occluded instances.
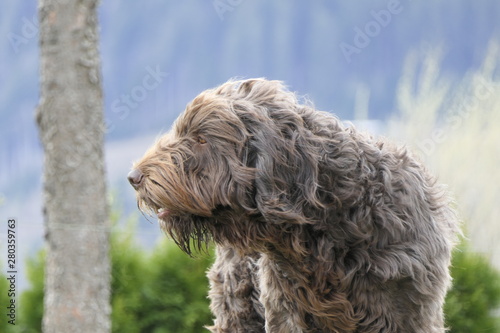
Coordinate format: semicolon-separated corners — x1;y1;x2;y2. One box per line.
0;252;43;333
19;249;45;333
110;217;214;333
445;243;500;332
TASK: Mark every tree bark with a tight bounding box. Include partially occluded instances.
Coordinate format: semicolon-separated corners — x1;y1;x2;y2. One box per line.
36;0;111;332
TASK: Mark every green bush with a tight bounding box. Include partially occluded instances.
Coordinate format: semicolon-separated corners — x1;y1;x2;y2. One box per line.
0;255;41;333
110;218;214;333
132;239;213;333
445;244;500;332
19;249;45;333
109;218;149;333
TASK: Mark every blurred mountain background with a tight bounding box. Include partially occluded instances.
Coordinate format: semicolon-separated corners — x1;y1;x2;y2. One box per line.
1;0;499;288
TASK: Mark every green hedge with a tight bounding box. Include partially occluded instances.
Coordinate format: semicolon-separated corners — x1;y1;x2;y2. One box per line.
445;244;500;332
109;219;213;333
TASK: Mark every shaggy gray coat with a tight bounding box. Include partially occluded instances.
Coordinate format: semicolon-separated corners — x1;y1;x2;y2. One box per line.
129;78;459;332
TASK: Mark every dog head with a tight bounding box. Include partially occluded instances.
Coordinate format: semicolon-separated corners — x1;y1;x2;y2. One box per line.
128;78;329;253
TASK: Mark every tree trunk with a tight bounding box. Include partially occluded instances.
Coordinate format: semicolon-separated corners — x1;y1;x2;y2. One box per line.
36;0;111;332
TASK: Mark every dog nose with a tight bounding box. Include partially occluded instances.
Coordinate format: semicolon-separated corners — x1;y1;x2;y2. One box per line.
127;169;144;188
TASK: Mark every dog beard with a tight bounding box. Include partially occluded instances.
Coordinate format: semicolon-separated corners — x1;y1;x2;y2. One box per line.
158;214;213;255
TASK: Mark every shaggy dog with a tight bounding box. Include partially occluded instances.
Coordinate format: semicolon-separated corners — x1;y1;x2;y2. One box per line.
128;78;459;332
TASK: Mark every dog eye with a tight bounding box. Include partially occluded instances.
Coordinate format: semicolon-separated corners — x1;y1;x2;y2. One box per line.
197;136;207;144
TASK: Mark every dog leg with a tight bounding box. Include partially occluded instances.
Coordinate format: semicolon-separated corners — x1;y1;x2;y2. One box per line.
257;253;306;333
207;245;265;333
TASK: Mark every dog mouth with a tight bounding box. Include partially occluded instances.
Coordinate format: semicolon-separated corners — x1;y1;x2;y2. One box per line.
157;207;171;219
137;195;174;221
138;192;198;221
149;203;175;220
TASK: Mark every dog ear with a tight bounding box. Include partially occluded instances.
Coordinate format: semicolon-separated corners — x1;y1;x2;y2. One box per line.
227;79;325;224
246;111;324;225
